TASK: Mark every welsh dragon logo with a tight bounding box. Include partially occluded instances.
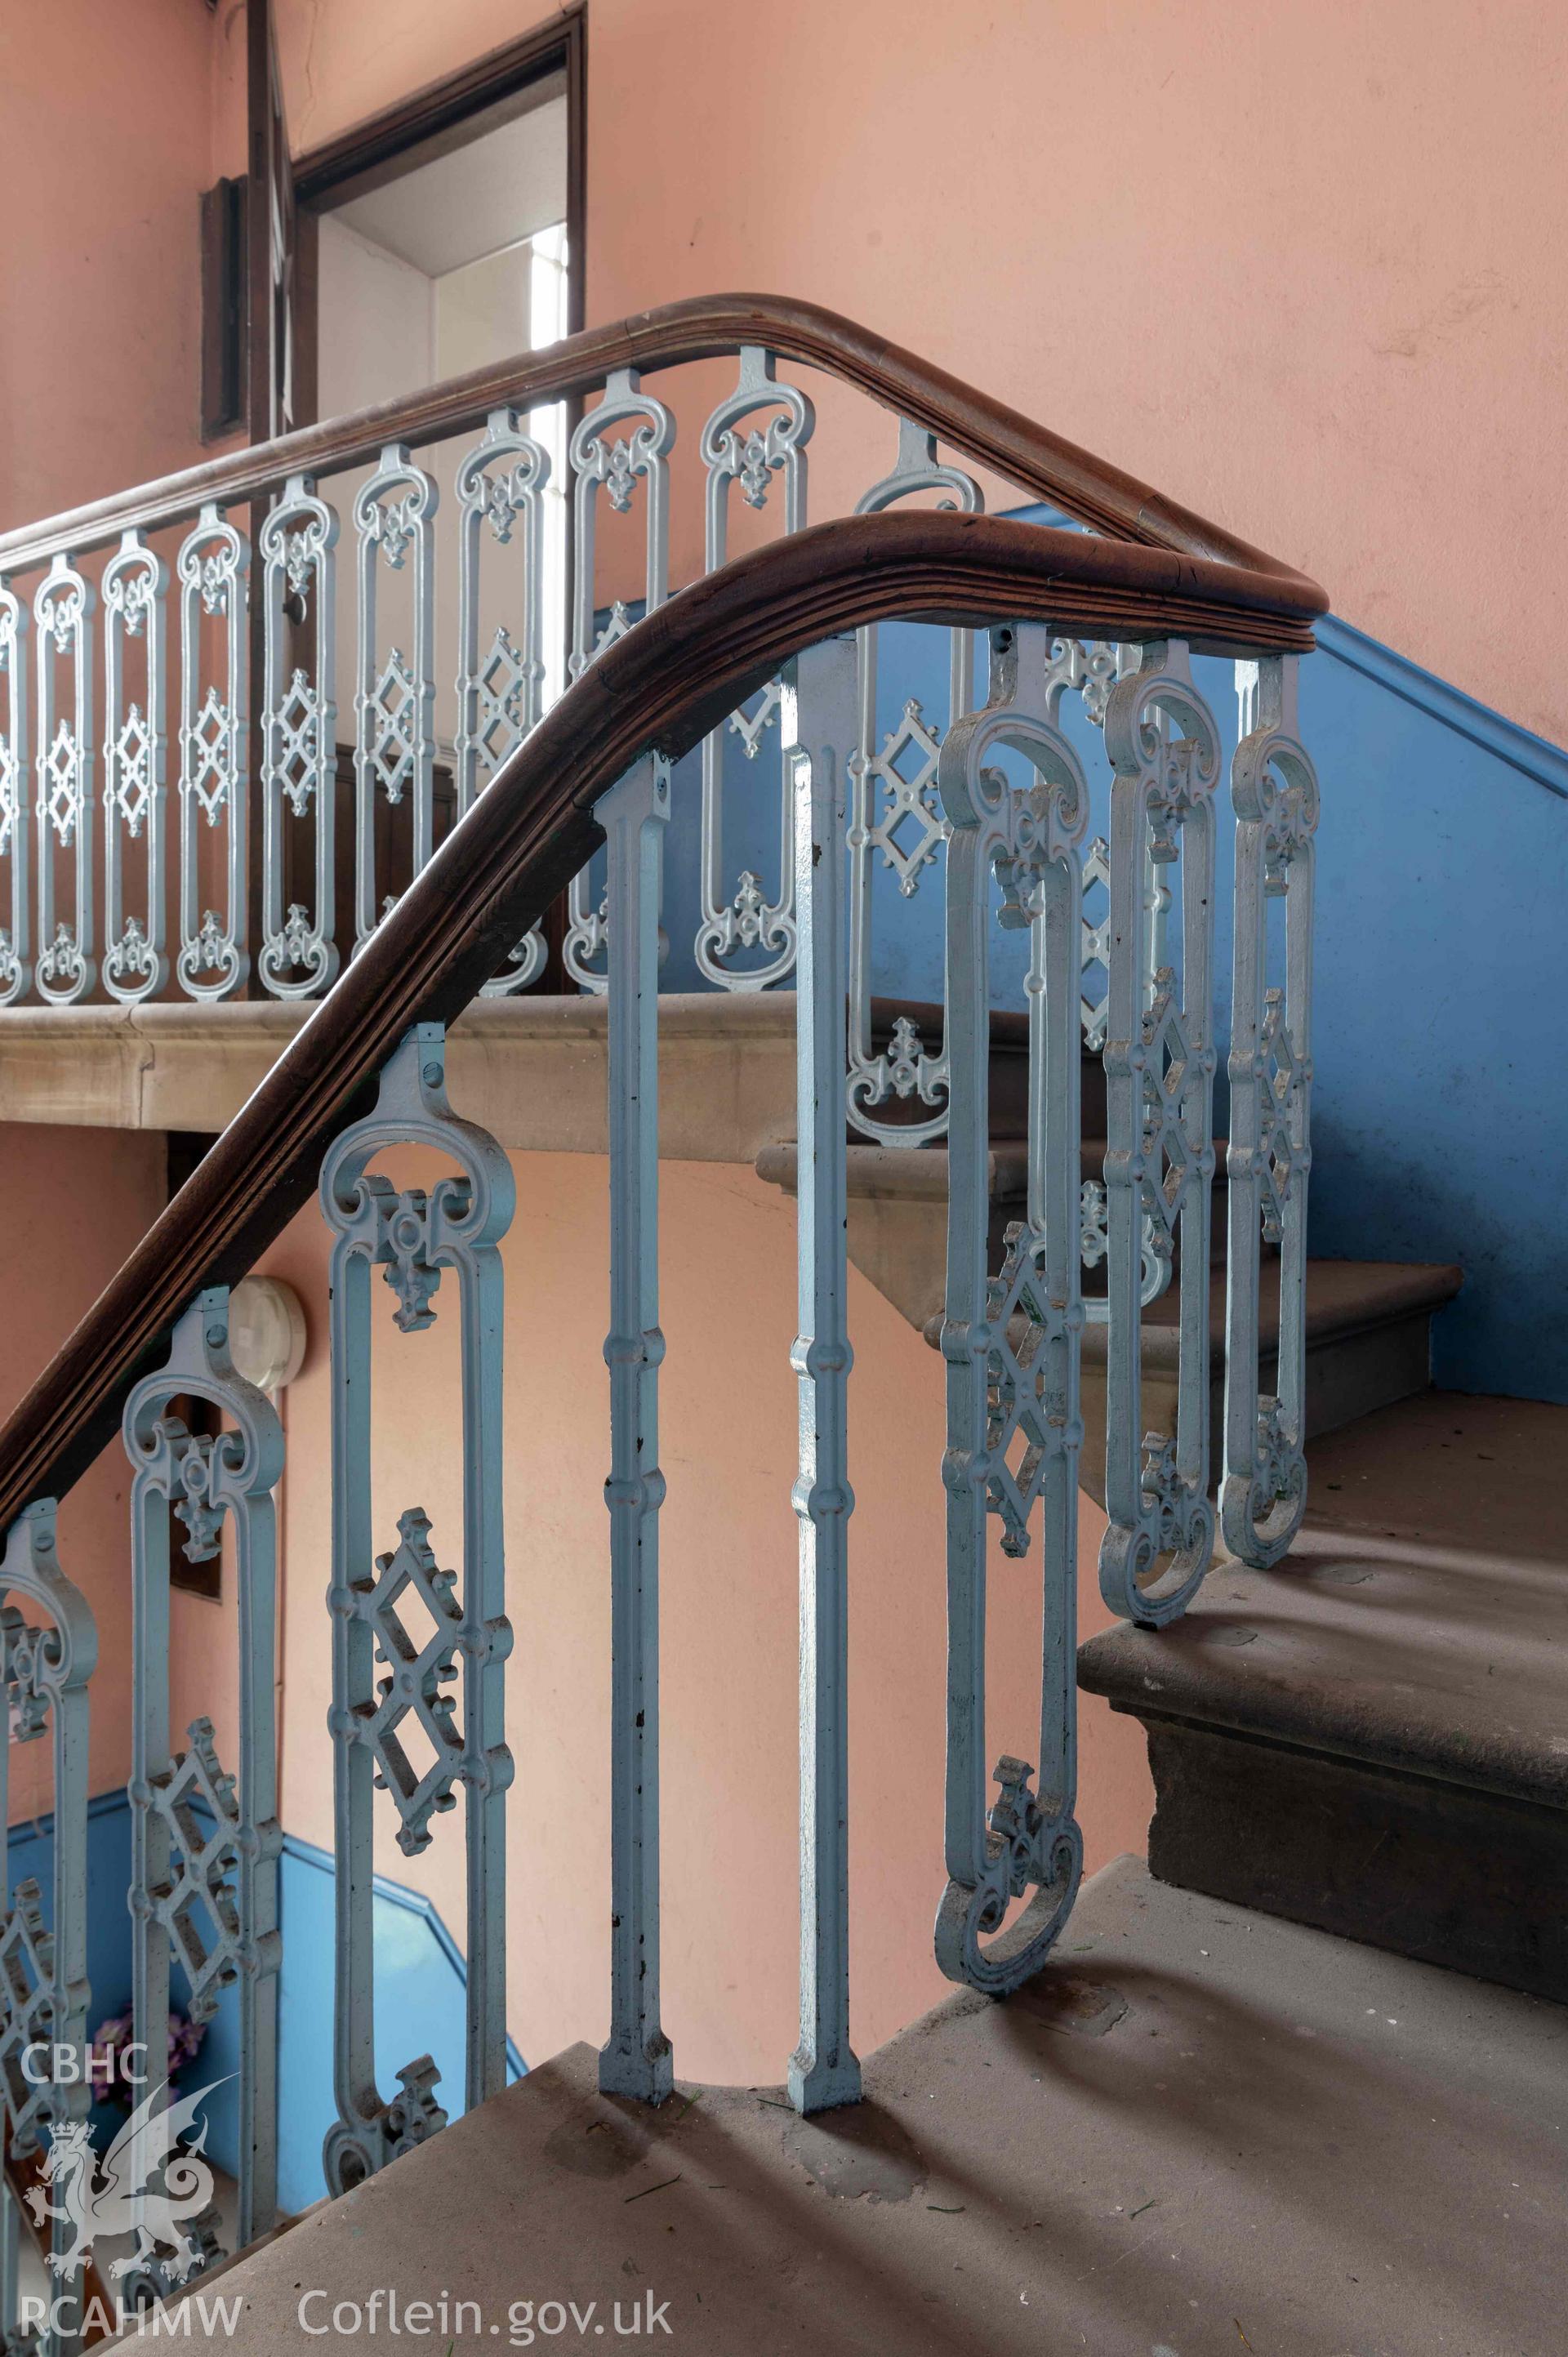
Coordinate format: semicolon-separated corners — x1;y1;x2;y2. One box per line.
24;2079;224;2285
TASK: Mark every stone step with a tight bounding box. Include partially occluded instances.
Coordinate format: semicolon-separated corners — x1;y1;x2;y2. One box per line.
756;1139;1461;1490
145;1856;1565;2355
1078;1389;1567;2001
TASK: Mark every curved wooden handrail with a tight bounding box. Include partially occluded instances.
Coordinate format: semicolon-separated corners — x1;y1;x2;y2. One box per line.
0;292;1325;606
0;506;1316;1528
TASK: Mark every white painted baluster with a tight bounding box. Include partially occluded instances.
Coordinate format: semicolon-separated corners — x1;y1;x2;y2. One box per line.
0;583;29;1004
1098;642;1221;1626
563;370;674;990
176;506;250;999
259;474;340;998
933;624;1089;1992
456;408;551;995
320;1027;514;2190
33;555;96;1005
785;635;861;2115
0;1500;98;2354
598;755;673;2103
354;446;438;948
124;1290;284;2266
1223;654;1319;1566
845;421;981;1143
101;531;169;1003
694;346;813;987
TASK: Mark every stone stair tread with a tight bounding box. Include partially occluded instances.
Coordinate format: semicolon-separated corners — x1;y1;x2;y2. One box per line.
1080;1253;1464;1371
1079;1390;1567;1810
154;1856;1566;2356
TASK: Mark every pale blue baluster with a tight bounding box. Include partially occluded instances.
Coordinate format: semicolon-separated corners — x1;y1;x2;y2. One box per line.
353;449;438;945
320;1027;514;2189
598;755;673;2104
33;555;96;1006
175;507;249;1000
100;531;170;1004
123;1289;284;2266
785;636;861;2115
1098;642;1221;1627
259;475;340;1000
694;348;813;990
0;1499;97;2354
1223;654;1319;1568
933;625;1089;1994
0;581;29;1005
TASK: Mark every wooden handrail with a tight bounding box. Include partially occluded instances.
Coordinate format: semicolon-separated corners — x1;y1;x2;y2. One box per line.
0;507;1317;1528
0;292;1325;604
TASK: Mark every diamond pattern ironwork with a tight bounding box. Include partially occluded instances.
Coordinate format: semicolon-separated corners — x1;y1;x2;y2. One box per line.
148;1718;242;2025
367;650;417;804
358;1509;463;1858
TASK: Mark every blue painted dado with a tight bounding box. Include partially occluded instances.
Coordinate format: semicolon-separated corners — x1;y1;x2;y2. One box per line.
9;1797;523;2219
274;1831;524;2217
641;511;1565;1403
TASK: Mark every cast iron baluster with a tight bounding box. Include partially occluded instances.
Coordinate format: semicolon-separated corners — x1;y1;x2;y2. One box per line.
456;408;551;996
320;1027;514;2189
175;506;249;1000
1098;642;1221;1625
598;756;673;2102
101;531;169;1004
934;623;1089;1991
786;637;861;2114
33;555;96;1006
1223;654;1319;1566
259;474;340;999
354;447;438;948
124;1289;283;2266
0;1500;97;2353
694;347;814;988
0;582;29;1004
845;420;982;1145
563;370;675;990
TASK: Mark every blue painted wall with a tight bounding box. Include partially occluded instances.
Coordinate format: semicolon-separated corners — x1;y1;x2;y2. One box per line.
9;1798;523;2220
638;519;1567;1401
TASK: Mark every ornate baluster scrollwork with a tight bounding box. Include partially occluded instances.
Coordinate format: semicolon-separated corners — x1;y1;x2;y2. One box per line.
33;555;96;1007
0;583;30;1006
1223;655;1319;1568
845;421;982;1144
319;1027;514;2188
259;475;340;1000
0;1501;98;2339
785;639;862;2114
123;1290;284;2265
564;371;675;991
456;409;551;996
175;506;249;1000
1098;643;1221;1627
354;446;438;950
694;347;814;989
101;531;170;1005
933;624;1089;1994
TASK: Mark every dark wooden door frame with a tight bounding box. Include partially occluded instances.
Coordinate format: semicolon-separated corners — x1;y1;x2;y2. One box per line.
290;4;587;399
283;8;587;988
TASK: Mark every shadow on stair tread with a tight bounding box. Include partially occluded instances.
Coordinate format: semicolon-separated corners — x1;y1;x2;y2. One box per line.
135;1856;1565;2357
1078;1390;1568;2002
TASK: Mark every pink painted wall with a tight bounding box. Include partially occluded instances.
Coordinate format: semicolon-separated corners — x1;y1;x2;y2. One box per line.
0;1126;167;1821
224;1152;1150;2085
0;0;225;531
270;0;1568;742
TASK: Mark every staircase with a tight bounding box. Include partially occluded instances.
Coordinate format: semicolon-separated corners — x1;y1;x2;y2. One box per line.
137;1851;1565;2355
1081;1387;1568;2002
759;1005;1463;1509
0;291;1557;2357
